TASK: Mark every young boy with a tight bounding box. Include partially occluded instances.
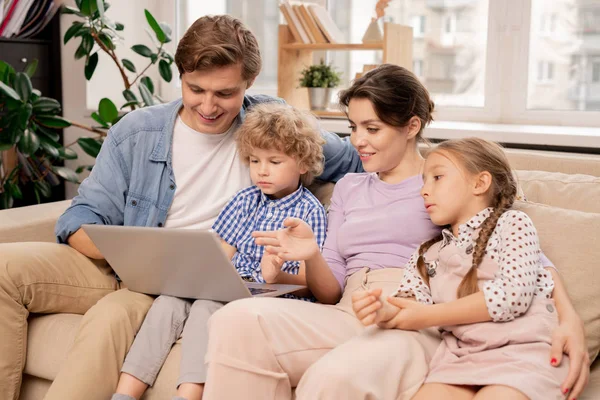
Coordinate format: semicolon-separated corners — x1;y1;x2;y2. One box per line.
111;103;327;400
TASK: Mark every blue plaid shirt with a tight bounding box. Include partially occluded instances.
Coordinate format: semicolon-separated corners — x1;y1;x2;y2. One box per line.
212;185;327;283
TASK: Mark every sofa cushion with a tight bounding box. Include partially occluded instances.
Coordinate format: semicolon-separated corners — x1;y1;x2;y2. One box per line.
516;170;600;213
24;314;81;380
514;201;600;362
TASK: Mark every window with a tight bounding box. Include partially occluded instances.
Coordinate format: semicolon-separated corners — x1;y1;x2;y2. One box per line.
537;61;554;83
411;15;426;38
413;59;424;77
593;61;600;83
176;0;600;127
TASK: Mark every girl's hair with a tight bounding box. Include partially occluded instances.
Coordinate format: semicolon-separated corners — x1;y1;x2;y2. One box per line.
175;15;261;82
236;103;325;186
338;64;434;140
416;138;518;299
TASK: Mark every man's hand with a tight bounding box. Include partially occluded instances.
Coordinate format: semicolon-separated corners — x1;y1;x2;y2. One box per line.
260;253;284;284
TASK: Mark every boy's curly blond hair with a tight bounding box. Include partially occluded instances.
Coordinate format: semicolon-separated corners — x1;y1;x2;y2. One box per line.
236;103;325;186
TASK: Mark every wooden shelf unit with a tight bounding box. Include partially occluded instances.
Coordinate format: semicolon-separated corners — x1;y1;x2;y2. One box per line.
277;22;413;114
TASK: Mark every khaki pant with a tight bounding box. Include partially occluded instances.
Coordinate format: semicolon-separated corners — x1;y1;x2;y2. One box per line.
204;268;442;400
0;242;154;400
122;295;223;387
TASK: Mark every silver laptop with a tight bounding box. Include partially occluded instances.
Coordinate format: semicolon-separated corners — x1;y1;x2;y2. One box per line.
82;224;306;302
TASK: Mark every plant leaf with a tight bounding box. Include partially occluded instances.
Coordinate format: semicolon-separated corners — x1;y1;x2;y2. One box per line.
120;100;139;109
144;9;166;43
98;33;115;50
158;59;172;82
54;166;80;183
0;81;20;101
17;128;40;155
35;180;53;198
35;125;61;142
98;97;118;124
96;0;105;19
131;44;153;58
33;97;61;114
77;137;102;158
91;112;109;128
0;60;16;84
14;72;32;103
75;41;89;60
0;192;14;209
80;0;98;17
122;89;138;102
64;22;84;45
36;116;72;129
158;22;172;43
58;147;78;160
24;59;38;77
39;138;61;158
122;59;136;73
61;5;85;17
9;183;23;200
138;83;154;106
17;103;33;130
85;52;99;80
150;53;158;64
115;22;124;31
140;76;154;94
0;143;13;151
81;33;94;54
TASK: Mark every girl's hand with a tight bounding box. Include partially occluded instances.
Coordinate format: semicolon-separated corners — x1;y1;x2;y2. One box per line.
253;217;320;261
352;289;402;326
550;314;590;400
260;253;284;284
377;296;431;330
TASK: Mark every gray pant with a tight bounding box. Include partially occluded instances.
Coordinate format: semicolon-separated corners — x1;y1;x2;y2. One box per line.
121;295;224;387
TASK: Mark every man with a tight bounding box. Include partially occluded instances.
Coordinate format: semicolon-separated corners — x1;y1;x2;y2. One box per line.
0;15;361;400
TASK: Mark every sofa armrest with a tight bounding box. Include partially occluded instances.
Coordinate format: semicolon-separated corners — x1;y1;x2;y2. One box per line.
0;200;71;244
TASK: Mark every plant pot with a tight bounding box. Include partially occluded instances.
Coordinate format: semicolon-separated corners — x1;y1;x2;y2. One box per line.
307;87;331;111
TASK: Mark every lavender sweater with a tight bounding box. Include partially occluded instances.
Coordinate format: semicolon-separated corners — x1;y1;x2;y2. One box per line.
323;173;440;290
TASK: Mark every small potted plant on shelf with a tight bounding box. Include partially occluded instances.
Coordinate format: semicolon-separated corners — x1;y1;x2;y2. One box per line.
299;60;341;111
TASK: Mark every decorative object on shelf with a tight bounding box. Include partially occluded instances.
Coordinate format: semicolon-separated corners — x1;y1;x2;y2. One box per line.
0;0;175;209
0;0;66;38
299;60;341;111
362;0;390;43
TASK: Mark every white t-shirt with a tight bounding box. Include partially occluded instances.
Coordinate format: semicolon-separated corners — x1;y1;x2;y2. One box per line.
164;116;251;229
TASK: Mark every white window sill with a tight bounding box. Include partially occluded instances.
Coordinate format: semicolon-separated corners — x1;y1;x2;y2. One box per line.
318;119;600;150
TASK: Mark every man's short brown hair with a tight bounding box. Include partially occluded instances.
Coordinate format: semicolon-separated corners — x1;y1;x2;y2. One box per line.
236;103;325;186
174;15;261;81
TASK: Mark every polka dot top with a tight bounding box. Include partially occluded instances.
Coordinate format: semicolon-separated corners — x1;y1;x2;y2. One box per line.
395;208;555;322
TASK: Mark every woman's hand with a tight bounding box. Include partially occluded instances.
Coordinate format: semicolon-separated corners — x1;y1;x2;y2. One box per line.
253;217;320;261
377;296;431;330
550;314;590;400
260;253;284;284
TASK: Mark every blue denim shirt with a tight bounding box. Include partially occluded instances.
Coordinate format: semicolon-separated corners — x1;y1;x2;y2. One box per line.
55;95;363;243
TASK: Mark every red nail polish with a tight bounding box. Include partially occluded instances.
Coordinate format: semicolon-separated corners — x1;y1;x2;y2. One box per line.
551;358;557;365
562;388;569;394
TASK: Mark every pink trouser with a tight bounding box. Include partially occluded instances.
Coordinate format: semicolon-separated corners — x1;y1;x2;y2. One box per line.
203;268;442;400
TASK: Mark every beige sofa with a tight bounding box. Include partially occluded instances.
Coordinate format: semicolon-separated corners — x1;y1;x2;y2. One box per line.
2;147;600;399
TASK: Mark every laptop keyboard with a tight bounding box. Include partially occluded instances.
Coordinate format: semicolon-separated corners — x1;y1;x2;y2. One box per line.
248;287;278;296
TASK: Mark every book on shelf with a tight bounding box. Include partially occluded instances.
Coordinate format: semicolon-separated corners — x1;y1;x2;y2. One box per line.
279;0;310;44
279;1;345;45
297;4;327;43
307;4;345;44
0;0;64;38
292;4;315;44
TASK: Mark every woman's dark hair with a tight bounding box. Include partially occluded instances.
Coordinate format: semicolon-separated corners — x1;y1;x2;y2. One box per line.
339;64;434;139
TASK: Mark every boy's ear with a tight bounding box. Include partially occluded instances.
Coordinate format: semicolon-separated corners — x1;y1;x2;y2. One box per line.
473;171;493;196
406;116;422;140
245;77;256;90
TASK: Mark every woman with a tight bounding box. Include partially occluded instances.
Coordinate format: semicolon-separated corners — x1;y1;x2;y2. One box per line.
202;64;589;400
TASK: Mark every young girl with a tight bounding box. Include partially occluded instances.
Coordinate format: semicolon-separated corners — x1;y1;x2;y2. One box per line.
353;137;569;399
111;103;327;400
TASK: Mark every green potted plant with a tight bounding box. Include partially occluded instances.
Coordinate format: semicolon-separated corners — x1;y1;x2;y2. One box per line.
299;60;341;111
0;0;174;209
